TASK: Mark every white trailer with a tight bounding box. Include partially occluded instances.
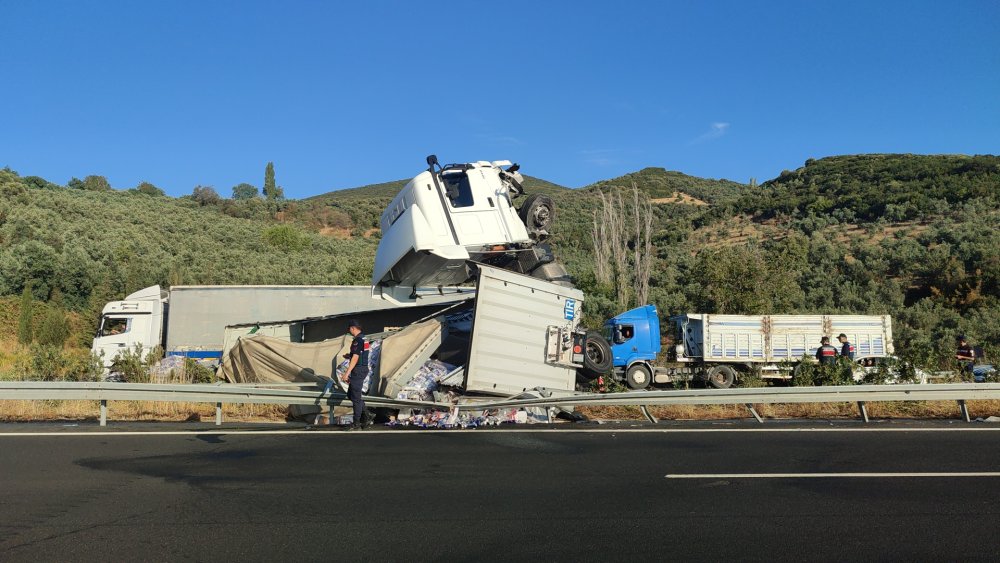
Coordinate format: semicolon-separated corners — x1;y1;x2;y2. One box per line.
674;314;893;363
668;313;894;387
91;285;464;368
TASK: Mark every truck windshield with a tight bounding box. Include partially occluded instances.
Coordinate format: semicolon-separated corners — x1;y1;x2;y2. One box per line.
100;317;129;336
442;172;475;208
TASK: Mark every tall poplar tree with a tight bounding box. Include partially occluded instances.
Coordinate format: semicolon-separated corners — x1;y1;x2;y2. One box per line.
263;162;277;199
263;162;284;200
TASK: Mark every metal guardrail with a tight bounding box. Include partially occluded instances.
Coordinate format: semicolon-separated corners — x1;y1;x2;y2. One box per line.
1;381;998;426
0;382;444;426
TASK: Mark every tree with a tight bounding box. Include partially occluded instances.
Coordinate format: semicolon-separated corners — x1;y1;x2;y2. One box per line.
135;181;164;196
263;162;284;200
263;162;277;199
36;288;70;347
694;244;803;314
232;183;259;200
67;177;84;190
591;183;655;310
192;185;221;206
82;175;112;192
18;282;34;345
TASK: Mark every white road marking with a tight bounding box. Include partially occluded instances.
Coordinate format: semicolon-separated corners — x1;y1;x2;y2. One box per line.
666;472;1000;479
1;426;1000;437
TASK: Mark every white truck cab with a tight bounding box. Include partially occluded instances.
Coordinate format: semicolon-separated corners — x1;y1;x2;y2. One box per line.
91;285;166;367
374;155;567;302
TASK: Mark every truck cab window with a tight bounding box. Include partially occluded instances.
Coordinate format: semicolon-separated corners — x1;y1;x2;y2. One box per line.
101;318;129;336
613;325;635;344
442;172;475;208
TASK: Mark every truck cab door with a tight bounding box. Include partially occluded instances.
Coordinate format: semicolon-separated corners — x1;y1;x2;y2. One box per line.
440;168;523;247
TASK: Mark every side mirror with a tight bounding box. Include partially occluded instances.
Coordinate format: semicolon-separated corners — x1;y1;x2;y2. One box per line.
426;155;439;168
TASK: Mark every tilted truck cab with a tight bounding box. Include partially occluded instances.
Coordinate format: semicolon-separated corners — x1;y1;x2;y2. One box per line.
373;155;571;304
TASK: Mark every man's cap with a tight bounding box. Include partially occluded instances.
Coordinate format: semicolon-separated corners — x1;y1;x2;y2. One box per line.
347;319;362;330
957;334;967;341
837;333;847;339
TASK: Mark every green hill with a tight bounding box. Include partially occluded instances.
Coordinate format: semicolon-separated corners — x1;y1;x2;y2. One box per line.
582;167;745;204
0;168;377;311
737;154;1000;221
1;153;998;374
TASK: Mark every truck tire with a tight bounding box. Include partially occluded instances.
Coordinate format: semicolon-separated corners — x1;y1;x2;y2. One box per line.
579;331;613;380
626;364;651;390
519;194;555;238
706;365;736;389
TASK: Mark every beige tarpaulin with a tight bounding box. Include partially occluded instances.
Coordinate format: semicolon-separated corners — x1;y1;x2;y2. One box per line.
219;334;352;384
218;319;447;420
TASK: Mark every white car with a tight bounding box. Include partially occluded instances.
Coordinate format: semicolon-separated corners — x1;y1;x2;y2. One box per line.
853;355;931;384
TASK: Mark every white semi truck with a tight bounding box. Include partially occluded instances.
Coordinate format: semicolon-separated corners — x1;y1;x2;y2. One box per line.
371;155;611;380
221;155;612;401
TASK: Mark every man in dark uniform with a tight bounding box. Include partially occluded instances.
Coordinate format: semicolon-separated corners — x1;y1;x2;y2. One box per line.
956;335;975;376
341;319;371;430
837;333;855;360
816;336;838;366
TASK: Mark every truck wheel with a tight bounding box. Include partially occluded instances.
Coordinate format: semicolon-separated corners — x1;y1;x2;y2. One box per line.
626;364;651;390
579;331;613;380
706;365;736;389
519;194;555;237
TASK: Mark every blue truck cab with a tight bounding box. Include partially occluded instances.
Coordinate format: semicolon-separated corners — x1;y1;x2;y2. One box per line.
605;305;661;376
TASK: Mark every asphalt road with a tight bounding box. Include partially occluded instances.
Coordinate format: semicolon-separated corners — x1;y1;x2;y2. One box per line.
2;422;1000;562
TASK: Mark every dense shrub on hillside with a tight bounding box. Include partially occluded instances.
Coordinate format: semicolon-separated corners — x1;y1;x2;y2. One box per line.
1;155;997;373
0;170;378;311
735;154;1000;222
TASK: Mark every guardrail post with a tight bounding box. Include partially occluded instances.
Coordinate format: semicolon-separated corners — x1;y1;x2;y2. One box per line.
100;399;107;427
857;401;869;423
639;405;658;424
958;400;971;423
215;402;223;426
746;404;763;424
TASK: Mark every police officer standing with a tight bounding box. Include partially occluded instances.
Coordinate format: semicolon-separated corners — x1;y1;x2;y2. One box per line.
956;335;976;376
837;333;855;360
816;336;838;365
341;319;371;430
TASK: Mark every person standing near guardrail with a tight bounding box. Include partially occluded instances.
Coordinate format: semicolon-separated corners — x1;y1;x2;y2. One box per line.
816;336;838;366
341;319;371;430
837;333;855;360
956;335;976;376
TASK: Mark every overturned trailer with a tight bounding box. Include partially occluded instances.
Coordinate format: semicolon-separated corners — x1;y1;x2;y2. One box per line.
221;266;590;420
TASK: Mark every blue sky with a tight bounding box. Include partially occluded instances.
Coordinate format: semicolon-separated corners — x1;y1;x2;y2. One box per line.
1;0;997;198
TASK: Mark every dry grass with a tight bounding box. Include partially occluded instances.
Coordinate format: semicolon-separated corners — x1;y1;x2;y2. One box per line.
579;400;1000;422
3;399;998;425
318;226;352;239
0;400;287;423
650;192;709;206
